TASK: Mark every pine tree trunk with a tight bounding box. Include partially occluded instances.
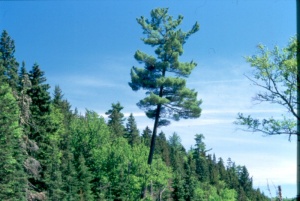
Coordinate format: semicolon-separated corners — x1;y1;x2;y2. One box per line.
147;104;161;165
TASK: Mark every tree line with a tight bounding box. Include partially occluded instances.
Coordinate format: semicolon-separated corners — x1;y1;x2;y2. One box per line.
0;27;271;200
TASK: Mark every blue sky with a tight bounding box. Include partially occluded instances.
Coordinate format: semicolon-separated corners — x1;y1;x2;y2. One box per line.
0;0;296;198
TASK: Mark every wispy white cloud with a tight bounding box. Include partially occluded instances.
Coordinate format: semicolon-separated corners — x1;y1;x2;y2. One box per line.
67;75;123;88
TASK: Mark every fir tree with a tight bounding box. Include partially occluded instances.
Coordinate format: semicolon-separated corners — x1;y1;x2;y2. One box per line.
77;154;94;201
0;82;27;200
105;102;126;138
0;30;19;94
155;131;170;166
124;113;140;147
141;126;152;146
168;133;185;173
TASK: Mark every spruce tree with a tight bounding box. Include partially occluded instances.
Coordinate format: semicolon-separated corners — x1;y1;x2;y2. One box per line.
129;8;202;165
52;85;78;200
0;30;19;93
193;134;209;182
124;113;140;147
77;154;94;201
168;133;185;173
141;126;152;146
0;82;26;200
53;85;72;119
28;63;51;120
155;131;170;166
105;102;126;138
28;63;59;198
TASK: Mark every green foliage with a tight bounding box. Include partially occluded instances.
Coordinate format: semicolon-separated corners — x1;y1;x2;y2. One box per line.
0;18;272;200
235;36;298;139
77;154;94;201
124;113;140;147
129;8;202;126
0;83;26;200
105;102;126;138
155;131;171;165
141;126;152;147
0;30;19;93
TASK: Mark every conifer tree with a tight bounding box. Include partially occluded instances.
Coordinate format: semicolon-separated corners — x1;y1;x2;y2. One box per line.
105;102;126;138
52;85;78;200
129;8;202;165
193;134;209;182
155;131;170;166
168;133;185;173
27;63;56;196
53;85;72;119
0;81;27;200
77;154;94;201
0;30;19;94
28;63;51;120
124;113;140;147
141;126;152;146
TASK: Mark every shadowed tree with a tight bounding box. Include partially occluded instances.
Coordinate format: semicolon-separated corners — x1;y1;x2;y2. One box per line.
124;113;140;147
105;102;126;138
0;30;19;94
129;8;202;166
141;126;152;147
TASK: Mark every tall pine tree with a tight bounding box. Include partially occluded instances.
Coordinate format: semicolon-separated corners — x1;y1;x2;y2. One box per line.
129;8;202;166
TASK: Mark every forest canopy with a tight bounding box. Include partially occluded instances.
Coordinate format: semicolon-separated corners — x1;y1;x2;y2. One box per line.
0;27;270;201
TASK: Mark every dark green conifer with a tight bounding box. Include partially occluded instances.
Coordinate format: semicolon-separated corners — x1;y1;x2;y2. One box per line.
105;102;126;138
0;30;19;93
0;82;27;200
168;133;185;173
155;131;170;166
141;126;152;146
124;113;140;147
77;154;94;201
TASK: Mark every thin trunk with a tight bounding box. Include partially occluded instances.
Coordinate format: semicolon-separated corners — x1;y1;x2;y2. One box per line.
141;69;166;199
147;103;161;165
148;68;165;165
297;0;300;199
140;104;161;199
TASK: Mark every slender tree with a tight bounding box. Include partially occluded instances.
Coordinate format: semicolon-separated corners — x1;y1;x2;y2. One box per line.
105;102;126;138
141;126;152;146
129;8;202;166
124;113;140;147
0;30;19;94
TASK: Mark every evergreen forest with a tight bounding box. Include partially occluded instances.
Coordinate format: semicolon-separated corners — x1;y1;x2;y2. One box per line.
0;7;293;201
1;29;274;201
